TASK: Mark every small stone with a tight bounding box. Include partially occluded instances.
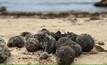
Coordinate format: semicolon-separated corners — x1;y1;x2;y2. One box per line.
40;52;49;59
98;41;105;45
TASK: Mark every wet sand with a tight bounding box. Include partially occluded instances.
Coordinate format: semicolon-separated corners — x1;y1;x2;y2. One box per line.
0;13;107;64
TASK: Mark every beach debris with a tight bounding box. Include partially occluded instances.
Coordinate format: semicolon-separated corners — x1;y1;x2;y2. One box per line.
56;37;82;57
20;32;32;40
50;31;62;41
25;37;41;52
20;32;31;37
71;43;82;57
67;32;78;42
0;38;11;63
6;28;103;64
40;52;49;59
97;41;105;45
76;34;95;52
37;28;50;35
56;46;75;65
42;35;56;54
7;36;25;48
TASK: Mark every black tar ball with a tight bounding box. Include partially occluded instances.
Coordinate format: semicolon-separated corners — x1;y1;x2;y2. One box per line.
25;37;41;52
7;36;25;48
37;28;50;35
55;37;73;48
56;46;75;65
0;38;11;63
42;35;56;54
20;32;31;37
71;43;82;57
51;31;62;41
20;32;32;41
56;37;82;57
67;32;78;42
76;34;95;52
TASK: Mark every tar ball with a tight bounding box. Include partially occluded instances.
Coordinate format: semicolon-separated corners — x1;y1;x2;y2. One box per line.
56;37;82;57
7;36;25;48
40;52;49;59
20;32;31;37
56;46;75;65
67;32;78;42
37;28;50;35
51;31;62;41
76;34;95;52
71;43;82;57
20;32;32;40
42;35;56;54
0;38;11;63
25;38;41;52
55;37;73;48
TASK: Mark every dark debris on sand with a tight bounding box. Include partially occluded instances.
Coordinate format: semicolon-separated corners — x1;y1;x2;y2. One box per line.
0;28;103;64
0;38;11;63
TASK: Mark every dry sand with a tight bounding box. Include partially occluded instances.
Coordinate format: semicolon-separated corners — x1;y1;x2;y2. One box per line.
0;14;107;64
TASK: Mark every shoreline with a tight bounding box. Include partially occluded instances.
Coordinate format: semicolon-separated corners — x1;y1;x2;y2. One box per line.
0;11;107;18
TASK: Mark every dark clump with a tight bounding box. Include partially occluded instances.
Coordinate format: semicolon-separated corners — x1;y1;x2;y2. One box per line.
20;32;32;40
76;34;95;52
42;35;56;54
61;33;67;37
50;31;68;41
25;33;32;40
37;28;50;35
71;43;82;57
56;37;82;57
20;32;31;37
34;34;46;43
32;33;56;54
67;32;78;42
7;36;25;48
56;46;75;65
35;28;50;43
51;31;62;41
40;52;49;59
55;37;74;48
0;38;11;63
25;37;41;52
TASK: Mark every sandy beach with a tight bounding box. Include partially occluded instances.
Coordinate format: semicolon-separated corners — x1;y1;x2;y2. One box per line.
0;13;107;64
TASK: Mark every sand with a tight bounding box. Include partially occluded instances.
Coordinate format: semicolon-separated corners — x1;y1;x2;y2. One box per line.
0;14;107;64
